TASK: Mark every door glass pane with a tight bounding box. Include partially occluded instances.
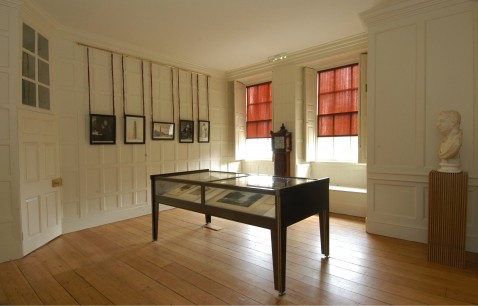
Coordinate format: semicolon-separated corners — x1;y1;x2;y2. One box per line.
37;33;49;60
22;80;36;107
23;24;35;52
38;59;49;85
38;85;50;110
22;52;35;79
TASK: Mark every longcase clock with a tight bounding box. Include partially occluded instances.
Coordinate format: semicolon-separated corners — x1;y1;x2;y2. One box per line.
271;124;292;176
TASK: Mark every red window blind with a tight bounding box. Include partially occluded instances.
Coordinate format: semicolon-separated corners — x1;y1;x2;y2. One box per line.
247;82;272;138
318;64;359;137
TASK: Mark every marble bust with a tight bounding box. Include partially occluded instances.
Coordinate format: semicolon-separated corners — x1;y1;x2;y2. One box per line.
436;110;462;173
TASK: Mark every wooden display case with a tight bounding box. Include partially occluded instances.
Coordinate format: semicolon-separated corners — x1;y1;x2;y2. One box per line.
151;169;330;295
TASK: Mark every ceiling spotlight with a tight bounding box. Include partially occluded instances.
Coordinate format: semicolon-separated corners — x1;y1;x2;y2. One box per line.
268;53;288;63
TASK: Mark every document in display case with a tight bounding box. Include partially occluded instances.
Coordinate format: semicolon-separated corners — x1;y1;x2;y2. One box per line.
151;169;329;295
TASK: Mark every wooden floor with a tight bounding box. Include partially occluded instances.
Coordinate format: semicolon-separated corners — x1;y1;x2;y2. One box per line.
1;209;478;305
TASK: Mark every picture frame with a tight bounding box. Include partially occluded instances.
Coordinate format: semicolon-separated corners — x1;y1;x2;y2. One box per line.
152;121;175;140
179;120;194;143
90;114;116;145
124;115;145;144
198;120;210;143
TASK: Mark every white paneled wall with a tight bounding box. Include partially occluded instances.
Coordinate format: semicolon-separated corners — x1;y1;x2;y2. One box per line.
56;34;232;233
0;1;22;262
363;0;478;251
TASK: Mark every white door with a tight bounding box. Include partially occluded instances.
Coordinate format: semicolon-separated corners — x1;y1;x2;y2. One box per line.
18;109;62;255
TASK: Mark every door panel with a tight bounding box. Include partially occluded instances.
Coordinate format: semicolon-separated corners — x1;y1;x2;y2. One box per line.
19;109;62;256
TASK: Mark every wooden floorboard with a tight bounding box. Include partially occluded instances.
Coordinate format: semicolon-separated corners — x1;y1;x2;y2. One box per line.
1;209;477;305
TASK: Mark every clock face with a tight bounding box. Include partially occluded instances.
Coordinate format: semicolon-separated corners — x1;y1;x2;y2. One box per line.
274;136;285;149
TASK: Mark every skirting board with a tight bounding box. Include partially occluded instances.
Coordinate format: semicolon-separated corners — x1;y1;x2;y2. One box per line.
366;219;427;243
329;187;367;217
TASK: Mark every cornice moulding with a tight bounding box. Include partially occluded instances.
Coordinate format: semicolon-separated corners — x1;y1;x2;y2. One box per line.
0;0;22;9
360;0;471;26
226;33;368;81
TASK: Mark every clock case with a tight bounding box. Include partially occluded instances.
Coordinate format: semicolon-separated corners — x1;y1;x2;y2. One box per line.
271;124;292;176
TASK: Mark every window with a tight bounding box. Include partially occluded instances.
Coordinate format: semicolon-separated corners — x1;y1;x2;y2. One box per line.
246;82;272;138
245;82;272;160
22;23;50;110
317;64;359;162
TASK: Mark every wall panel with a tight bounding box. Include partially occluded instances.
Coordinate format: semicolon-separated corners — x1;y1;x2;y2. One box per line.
373;24;418;168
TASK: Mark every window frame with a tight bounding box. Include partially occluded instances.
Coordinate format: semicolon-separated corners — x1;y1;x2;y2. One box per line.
246;81;272;139
21;23;51;111
317;63;359;138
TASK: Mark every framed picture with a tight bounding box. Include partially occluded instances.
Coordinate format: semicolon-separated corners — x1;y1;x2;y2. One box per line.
152;121;175;140
124;115;145;144
90;114;116;145
179;120;194;143
198;120;210;143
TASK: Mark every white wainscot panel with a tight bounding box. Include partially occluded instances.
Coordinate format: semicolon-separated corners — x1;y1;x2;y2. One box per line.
199;143;211;159
210;142;221;159
188;161;199;171
121;166;134;191
135;145;146;163
61;144;78;171
57;60;76;88
136;165;147;189
466;186;478;252
373;24;418;168
0;72;8;105
0;36;8;68
86;168;101;196
105;195;119;211
176;162;188;172
122;192;134;207
162;142;175;161
135;190;147;205
44;192;58;228
372;183;418;219
178;144;188;160
92;65;112;92
0;9;8;31
121;145;134;163
188;144;199;160
103;145;118;164
62;201;79;219
25;143;39;182
200;160;211;170
59;116;77;144
151;142;162;162
104;167;118;194
0;145;10;177
62;171;79;203
0;181;12;220
162;162;175;174
86;146;101;166
87;198;101;215
0;109;9;140
26;197;41;236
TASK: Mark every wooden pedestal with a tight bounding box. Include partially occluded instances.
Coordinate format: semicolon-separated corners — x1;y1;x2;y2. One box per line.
428;170;468;268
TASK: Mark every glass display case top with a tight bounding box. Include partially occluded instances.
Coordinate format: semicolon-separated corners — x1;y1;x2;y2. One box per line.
163;171;248;183
217;175;315;190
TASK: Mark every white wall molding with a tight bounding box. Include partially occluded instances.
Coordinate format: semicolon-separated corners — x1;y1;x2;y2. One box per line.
360;0;470;27
226;33;368;81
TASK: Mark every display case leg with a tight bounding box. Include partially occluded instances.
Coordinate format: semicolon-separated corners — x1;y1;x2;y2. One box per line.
318;208;329;256
152;203;158;241
271;227;287;295
205;214;211;224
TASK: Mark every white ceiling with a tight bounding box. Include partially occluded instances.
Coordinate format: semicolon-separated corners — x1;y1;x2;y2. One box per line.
32;0;392;72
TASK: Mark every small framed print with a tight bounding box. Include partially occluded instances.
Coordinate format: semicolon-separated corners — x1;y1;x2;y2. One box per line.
179;120;194;143
124;115;145;144
198;120;210;143
90;114;116;145
152;121;175;140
